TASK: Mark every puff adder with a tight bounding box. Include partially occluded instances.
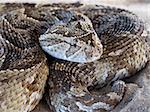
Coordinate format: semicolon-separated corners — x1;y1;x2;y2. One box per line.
0;3;149;112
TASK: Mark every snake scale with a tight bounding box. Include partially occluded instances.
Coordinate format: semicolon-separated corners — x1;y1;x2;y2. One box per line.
0;3;149;112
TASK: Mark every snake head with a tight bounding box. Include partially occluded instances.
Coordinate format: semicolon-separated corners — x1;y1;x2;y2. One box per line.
39;12;103;63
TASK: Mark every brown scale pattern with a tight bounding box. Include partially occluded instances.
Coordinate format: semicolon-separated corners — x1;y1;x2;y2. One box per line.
76;5;144;44
0;6;49;112
0;3;149;112
47;32;148;112
46;4;148;112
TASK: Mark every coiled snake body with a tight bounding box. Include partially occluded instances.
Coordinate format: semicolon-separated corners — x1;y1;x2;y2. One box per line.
0;3;149;112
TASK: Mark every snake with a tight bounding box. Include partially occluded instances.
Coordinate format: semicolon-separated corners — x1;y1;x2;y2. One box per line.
0;3;149;112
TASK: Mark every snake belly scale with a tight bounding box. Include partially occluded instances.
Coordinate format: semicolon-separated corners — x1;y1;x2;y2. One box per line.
0;3;149;112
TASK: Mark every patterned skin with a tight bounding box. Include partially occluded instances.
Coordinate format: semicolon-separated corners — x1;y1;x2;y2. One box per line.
27;6;103;63
0;17;49;111
0;3;149;112
43;4;149;112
